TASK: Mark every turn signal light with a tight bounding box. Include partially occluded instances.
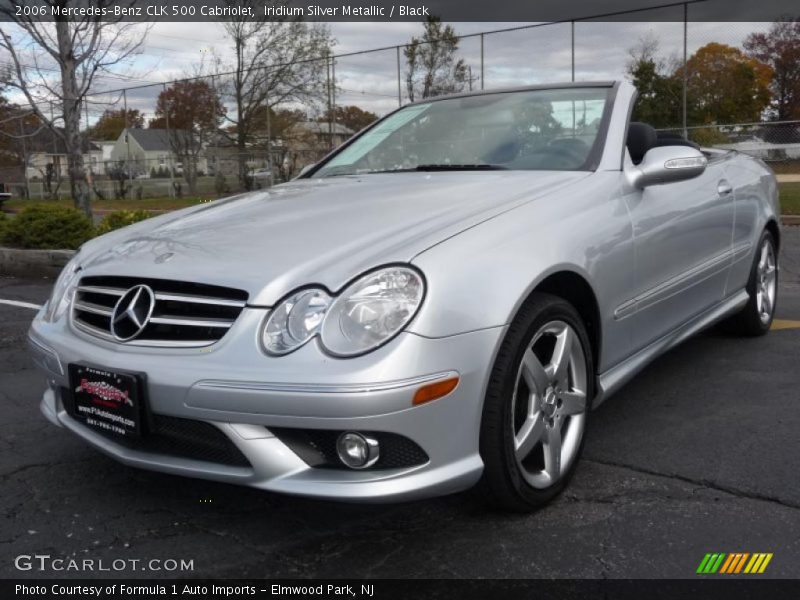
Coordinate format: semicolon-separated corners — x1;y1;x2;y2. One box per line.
413;377;459;406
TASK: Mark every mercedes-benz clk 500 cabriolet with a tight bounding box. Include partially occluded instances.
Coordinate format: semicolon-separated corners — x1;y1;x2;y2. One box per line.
29;81;779;510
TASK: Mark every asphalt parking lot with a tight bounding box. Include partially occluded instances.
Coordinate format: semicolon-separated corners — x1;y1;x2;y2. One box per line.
1;229;799;580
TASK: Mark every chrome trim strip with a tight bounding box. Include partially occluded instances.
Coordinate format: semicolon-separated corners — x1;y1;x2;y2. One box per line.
195;370;460;395
614;248;733;320
597;290;748;407
77;285;125;297
73;300;113;317
72;320;217;348
154;292;246;308
149;316;233;328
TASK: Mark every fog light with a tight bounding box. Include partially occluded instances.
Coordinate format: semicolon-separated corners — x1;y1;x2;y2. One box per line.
336;432;380;469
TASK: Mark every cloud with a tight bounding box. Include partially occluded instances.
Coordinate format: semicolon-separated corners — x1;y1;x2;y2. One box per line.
76;20;773;121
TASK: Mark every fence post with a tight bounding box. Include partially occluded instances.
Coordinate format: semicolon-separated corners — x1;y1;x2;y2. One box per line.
396;46;402;106
18;116;30;200
83;97;92;204
123;90;133;200
571;21;575;82
480;33;485;90
331;56;337;144
163;83;175;199
265;76;272;187
682;2;688;139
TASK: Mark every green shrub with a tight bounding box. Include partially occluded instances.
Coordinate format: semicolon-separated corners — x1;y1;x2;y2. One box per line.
1;205;93;250
0;211;7;241
95;209;151;236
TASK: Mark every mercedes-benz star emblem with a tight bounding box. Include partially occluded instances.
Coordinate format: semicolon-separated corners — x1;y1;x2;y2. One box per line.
110;285;156;341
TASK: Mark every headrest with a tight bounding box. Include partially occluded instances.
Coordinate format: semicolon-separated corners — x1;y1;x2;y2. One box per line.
626;122;657;164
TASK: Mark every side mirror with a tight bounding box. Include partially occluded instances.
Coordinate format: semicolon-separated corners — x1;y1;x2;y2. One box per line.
631;146;707;189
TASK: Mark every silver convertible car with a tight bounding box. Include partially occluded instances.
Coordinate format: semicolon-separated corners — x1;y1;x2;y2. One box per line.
29;81;780;510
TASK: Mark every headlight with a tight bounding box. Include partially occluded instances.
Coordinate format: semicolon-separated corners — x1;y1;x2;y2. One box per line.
320;266;424;357
262;289;331;355
43;254;82;323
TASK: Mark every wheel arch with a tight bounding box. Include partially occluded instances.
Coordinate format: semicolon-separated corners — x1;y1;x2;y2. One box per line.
765;218;780;253
520;269;602;380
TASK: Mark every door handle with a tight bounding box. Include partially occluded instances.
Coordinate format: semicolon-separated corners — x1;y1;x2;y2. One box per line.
717;181;733;196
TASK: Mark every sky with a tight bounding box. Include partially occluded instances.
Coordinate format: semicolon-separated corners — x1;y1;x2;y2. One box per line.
2;19;770;126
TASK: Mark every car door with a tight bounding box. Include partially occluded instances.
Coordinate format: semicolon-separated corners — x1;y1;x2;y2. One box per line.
620;153;735;351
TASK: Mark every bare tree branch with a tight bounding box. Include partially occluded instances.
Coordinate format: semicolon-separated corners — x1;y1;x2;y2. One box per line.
0;0;150;214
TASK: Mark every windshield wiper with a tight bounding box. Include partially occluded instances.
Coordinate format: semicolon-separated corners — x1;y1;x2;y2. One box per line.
414;163;507;171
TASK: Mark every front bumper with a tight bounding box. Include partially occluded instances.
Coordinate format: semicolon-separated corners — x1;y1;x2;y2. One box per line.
29;307;505;502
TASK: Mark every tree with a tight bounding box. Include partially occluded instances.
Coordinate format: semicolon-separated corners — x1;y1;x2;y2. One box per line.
217;2;334;190
0;1;148;215
319;105;378;133
681;43;773;125
154;80;225;195
745;20;800;121
89;109;145;141
626;36;682;128
404;17;468;102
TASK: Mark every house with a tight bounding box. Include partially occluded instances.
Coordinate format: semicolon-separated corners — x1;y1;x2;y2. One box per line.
22;128;101;183
110;128;208;178
272;121;355;179
292;121;354;149
90;140;116;176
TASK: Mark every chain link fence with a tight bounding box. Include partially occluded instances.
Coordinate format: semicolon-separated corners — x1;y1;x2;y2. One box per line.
0;4;796;206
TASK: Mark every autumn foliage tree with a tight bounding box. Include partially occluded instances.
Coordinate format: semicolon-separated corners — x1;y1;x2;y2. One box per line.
89;108;145;141
745;20;800;121
627;40;773;129
153;80;225;195
682;43;773;125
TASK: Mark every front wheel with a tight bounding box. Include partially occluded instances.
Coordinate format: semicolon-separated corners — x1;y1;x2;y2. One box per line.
479;293;593;512
723;230;778;336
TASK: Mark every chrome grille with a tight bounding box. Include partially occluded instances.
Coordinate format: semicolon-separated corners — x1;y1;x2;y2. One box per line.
72;276;248;347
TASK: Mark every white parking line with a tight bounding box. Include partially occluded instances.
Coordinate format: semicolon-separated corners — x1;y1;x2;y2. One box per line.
0;299;42;310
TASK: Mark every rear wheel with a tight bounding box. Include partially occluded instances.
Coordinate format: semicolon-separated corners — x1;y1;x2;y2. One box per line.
479;293;593;511
724;231;777;336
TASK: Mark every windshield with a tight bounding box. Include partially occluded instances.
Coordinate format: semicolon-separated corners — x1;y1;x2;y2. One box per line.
313;87;612;178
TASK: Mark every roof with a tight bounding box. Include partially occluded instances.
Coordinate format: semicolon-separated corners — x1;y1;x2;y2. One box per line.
22;126;100;154
124;128;171;151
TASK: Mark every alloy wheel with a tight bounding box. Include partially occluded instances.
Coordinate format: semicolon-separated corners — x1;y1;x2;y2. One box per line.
756;239;777;324
510;320;588;489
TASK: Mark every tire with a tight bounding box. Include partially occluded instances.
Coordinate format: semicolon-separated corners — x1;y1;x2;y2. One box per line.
479;292;594;512
723;230;778;336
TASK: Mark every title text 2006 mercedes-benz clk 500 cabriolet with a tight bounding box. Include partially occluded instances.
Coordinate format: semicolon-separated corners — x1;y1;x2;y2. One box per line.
29;81;779;510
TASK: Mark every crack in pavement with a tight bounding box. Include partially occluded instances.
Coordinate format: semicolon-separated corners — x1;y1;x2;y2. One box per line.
583;458;800;511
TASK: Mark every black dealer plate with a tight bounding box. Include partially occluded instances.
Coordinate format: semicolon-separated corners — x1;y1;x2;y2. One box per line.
67;364;145;439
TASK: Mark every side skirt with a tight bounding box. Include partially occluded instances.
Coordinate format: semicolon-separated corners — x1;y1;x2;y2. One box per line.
593;289;749;408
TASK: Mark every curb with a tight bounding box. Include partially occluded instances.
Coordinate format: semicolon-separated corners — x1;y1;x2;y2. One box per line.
782;215;800;227
0;247;76;278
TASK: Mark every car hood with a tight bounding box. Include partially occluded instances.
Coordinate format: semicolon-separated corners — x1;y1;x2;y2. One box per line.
79;171;589;305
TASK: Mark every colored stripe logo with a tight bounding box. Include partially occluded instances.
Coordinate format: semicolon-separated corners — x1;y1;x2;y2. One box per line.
696;553;773;574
